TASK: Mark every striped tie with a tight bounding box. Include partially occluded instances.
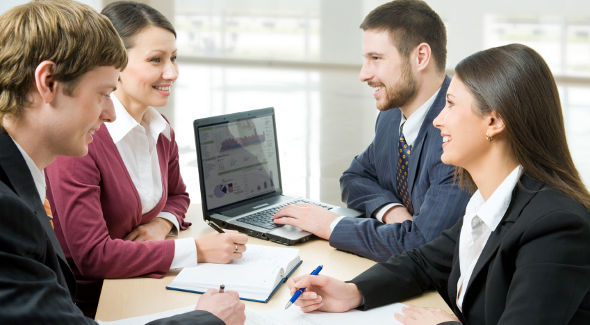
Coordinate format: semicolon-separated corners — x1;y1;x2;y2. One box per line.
396;124;413;214
43;199;54;228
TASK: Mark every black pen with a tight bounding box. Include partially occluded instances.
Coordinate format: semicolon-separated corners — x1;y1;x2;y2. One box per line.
207;220;225;233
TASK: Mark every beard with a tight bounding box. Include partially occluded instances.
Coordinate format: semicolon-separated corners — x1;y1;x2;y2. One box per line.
377;62;417;111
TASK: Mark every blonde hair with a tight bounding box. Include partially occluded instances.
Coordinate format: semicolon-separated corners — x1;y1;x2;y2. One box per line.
0;0;127;123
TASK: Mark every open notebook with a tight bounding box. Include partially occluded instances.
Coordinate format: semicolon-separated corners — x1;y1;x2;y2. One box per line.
166;244;301;302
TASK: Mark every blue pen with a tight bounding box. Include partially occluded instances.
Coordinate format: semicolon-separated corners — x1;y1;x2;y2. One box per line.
284;265;323;309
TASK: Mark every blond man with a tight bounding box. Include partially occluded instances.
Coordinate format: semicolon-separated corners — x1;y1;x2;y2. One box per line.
0;1;243;324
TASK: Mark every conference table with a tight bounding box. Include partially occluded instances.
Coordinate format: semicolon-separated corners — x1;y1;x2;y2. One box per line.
96;204;449;322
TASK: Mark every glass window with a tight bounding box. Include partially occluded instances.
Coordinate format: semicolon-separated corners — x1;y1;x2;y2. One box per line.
175;0;320;61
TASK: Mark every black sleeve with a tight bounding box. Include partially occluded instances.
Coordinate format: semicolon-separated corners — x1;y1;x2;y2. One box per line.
350;217;461;309
147;310;224;325
0;191;96;324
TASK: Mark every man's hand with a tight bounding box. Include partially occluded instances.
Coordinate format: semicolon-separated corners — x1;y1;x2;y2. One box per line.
394;305;460;325
273;204;337;240
382;205;413;224
124;217;173;242
195;289;245;325
286;274;363;313
195;230;248;263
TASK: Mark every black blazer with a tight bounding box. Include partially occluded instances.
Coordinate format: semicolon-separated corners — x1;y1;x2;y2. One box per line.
0;131;222;324
351;174;590;324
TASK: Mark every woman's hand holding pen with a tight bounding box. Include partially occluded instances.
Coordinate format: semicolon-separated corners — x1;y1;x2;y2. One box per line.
195;230;248;263
286;274;363;313
195;288;245;325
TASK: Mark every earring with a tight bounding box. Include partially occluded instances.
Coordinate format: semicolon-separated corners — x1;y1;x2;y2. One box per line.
485;134;493;142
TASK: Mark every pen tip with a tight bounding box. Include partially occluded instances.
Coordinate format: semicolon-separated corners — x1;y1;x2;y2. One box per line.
284;301;292;310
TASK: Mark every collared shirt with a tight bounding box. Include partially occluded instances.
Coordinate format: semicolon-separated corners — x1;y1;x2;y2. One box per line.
12;137;46;203
373;88;440;223
456;165;523;310
106;94;196;270
397;88;438;147
331;88;441;230
106;94;171;217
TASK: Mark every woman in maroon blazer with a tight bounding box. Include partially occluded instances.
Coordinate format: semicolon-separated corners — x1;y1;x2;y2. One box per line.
45;2;247;317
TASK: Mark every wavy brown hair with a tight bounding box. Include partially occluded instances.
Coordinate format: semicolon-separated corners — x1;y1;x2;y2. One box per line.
454;43;590;210
0;0;127;125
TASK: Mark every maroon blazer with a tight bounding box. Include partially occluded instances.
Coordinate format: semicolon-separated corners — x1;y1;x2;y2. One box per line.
45;122;190;313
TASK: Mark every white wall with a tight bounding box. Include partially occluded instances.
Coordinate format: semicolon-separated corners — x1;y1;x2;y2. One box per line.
168;0;590;74
4;0;588;71
426;0;590;70
0;1;27;13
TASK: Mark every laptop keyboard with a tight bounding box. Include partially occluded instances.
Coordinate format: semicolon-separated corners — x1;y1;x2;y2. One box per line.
237;200;332;230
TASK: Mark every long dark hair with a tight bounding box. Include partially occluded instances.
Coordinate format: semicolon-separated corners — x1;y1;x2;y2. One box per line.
454;43;590;210
101;1;176;49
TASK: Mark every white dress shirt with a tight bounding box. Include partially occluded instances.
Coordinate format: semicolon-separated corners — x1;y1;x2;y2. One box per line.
12;137;45;203
456;165;523;311
330;88;441;231
106;94;196;269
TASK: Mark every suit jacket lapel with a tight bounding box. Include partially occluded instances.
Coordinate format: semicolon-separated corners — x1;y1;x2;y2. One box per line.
448;217;464;315
0;132;45;213
463;175;544;304
407;76;450;196
0;131;67;260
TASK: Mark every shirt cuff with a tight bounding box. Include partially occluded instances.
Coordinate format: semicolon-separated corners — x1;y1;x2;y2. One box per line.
330;216;345;231
158;212;179;237
374;203;402;223
170;237;197;270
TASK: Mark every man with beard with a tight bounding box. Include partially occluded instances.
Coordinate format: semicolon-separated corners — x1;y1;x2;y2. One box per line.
273;0;470;262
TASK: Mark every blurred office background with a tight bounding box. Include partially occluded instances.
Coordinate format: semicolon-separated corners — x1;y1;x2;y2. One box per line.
2;0;589;204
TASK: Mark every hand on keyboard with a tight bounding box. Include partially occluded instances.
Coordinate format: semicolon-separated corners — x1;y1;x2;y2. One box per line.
272;203;338;240
237;200;331;231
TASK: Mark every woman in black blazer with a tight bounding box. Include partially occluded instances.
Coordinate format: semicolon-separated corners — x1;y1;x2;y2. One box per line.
286;43;590;324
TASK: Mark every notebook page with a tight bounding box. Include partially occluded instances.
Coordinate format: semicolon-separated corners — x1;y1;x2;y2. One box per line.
248;303;406;325
97;306;194;325
99;304;405;325
168;244;300;301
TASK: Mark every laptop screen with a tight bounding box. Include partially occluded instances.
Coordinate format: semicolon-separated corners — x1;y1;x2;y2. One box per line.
195;109;281;210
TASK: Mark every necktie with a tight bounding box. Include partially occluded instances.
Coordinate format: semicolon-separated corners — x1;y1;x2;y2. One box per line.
43;199;54;228
396;123;413;214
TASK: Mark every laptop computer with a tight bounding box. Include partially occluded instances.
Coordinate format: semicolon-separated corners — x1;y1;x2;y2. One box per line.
193;107;363;245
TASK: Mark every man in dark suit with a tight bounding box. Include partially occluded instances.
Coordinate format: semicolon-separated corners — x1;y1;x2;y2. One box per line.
283;42;590;324
274;0;469;261
0;1;243;324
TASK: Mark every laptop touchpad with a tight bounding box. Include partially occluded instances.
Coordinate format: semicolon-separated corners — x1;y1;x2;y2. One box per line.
270;225;310;237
